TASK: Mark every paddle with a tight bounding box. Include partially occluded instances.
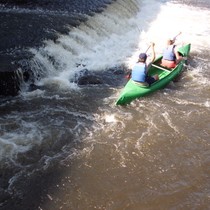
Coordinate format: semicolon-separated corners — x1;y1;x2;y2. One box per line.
144;45;151;53
171;32;182;42
125;44;151;79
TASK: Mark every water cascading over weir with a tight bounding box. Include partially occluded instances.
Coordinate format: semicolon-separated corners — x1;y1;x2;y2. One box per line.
0;0;114;96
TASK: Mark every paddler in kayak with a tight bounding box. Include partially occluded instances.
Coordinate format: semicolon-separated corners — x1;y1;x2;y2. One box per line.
131;42;159;86
160;32;183;68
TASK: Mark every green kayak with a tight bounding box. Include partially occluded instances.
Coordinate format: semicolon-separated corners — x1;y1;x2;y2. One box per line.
116;43;191;105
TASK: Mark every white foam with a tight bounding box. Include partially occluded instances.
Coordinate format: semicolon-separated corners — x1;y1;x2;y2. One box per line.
30;0;144;89
104;114;117;123
28;0;210;92
128;0;210;64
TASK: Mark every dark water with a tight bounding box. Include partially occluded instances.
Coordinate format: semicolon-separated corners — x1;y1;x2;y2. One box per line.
1;0;210;209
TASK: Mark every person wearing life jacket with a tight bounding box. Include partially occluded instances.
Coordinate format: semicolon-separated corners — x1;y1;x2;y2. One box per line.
131;42;159;85
160;36;183;68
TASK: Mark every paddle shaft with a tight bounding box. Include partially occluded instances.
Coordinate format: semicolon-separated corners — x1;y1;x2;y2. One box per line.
172;32;182;41
145;45;151;53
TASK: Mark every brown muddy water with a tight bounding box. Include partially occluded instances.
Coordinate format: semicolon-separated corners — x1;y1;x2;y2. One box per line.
0;0;210;209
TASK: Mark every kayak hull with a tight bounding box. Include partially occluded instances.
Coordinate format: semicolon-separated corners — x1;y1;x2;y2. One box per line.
116;43;191;105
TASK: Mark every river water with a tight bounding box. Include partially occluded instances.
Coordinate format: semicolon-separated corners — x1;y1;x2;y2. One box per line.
1;0;210;209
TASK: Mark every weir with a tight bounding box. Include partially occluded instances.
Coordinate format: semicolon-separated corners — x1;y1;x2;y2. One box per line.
29;0;142;88
0;0;101;95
